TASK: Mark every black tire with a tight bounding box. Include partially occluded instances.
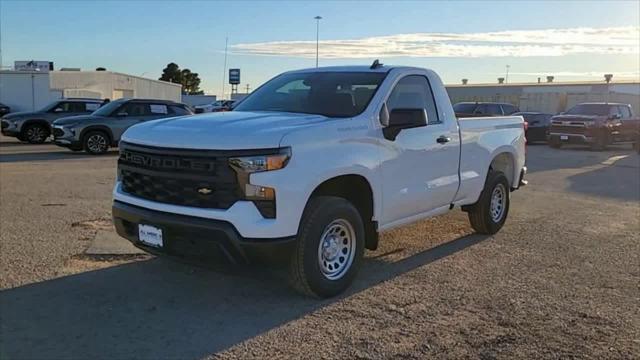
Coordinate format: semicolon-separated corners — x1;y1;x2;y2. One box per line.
467;171;510;235
289;196;365;298
23;124;49;144
590;134;607;151
549;137;562;148
83;131;110;155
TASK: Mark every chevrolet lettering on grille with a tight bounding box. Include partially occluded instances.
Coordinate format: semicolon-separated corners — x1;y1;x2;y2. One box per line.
121;150;216;172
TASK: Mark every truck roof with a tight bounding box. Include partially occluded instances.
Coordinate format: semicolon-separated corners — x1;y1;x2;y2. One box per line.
286;65;424;74
576;102;630;106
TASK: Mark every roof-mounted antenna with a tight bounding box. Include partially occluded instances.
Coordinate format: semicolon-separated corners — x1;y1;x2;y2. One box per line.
370;59;383;69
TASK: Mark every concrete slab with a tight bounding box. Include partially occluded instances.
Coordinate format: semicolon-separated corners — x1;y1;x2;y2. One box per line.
85;230;145;255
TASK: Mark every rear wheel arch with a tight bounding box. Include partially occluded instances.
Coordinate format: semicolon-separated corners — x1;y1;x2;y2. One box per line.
488;152;515;188
305;174;378;250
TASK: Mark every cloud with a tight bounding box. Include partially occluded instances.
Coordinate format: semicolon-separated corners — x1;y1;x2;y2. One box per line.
231;26;640;58
507;71;640;78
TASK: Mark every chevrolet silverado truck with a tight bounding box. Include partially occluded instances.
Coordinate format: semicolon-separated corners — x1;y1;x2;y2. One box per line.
112;63;527;297
549;102;640;151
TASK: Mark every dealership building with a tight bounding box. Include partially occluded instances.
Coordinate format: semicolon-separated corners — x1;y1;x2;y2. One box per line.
446;79;640;114
0;67;182;112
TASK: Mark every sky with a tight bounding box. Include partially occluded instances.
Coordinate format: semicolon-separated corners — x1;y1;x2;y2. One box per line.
1;0;639;97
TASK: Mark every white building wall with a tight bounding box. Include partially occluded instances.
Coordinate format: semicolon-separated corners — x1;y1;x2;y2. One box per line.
182;94;217;107
49;71;182;102
0;71;59;112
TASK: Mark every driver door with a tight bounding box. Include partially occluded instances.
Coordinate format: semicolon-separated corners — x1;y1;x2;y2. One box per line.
380;75;460;225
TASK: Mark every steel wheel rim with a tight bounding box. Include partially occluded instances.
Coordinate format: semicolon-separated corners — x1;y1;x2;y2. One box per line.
87;135;107;153
490;183;506;222
27;127;46;142
317;219;356;281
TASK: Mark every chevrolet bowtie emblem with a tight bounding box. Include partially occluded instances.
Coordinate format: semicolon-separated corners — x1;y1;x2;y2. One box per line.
197;187;213;195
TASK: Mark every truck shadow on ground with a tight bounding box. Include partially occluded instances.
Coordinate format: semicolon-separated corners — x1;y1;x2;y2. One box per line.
0;233;489;359
0;149;119;162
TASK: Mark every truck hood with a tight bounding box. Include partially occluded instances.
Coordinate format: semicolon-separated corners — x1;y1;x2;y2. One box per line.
121;111;329;150
551;114;605;123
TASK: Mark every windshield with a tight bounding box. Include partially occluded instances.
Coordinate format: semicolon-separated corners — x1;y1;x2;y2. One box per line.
453;103;477;113
565;104;610;116
233;72;386;118
40;101;62;112
92;100;125;116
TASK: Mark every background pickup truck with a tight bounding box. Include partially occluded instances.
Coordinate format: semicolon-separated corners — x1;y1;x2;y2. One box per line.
112;63;527;297
549;102;640;151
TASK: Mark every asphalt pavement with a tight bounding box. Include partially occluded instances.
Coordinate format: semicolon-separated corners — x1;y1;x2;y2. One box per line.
0;136;638;359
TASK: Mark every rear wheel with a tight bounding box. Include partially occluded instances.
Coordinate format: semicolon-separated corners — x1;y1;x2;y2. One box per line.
83;131;110;155
289;196;365;298
23;124;49;144
466;171;510;235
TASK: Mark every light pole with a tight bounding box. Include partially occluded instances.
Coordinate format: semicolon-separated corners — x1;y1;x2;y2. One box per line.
505;64;510;84
314;16;322;68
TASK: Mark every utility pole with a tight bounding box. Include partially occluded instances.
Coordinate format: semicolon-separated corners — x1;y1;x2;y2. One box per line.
0;0;4;70
221;37;228;100
245;84;250;93
505;64;510;84
314;16;322;68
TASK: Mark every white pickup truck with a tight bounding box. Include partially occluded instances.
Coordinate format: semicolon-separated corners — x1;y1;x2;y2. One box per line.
112;63;527;297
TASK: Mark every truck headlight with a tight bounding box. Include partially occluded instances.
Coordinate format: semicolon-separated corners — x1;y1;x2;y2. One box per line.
228;147;291;173
228;148;290;219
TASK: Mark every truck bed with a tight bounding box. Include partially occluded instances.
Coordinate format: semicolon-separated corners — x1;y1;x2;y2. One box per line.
454;116;526;206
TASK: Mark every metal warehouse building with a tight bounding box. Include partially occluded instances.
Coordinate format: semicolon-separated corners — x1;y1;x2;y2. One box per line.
50;71;182;102
446;80;640;114
0;70;182;112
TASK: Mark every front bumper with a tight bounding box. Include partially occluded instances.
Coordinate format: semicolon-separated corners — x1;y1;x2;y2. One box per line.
52;126;82;148
549;133;593;144
1;121;19;137
112;200;297;264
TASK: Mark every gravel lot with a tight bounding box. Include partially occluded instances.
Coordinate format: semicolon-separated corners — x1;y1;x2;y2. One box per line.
0;135;638;359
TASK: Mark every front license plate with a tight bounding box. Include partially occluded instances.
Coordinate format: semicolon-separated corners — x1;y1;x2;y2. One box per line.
138;224;163;248
560;135;569;140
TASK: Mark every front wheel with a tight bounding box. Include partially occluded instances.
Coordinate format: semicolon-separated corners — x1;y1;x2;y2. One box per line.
289;196;365;298
83;131;110;155
23;124;50;144
467;171;510;235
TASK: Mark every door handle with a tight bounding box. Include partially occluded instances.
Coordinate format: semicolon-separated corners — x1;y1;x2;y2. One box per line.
436;135;451;144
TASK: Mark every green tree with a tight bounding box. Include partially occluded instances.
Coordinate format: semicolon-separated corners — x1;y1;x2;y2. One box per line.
159;63;203;94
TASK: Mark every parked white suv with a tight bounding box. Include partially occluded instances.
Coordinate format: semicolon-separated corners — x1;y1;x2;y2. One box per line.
112;63;526;297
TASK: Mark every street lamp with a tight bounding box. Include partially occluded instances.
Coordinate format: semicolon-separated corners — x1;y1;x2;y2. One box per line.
314;16;322;68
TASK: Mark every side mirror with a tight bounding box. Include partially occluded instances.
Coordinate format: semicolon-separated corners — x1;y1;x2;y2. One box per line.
382;108;427;141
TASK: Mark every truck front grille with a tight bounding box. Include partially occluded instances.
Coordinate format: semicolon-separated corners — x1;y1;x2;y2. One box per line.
118;142;242;209
550;125;585;135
